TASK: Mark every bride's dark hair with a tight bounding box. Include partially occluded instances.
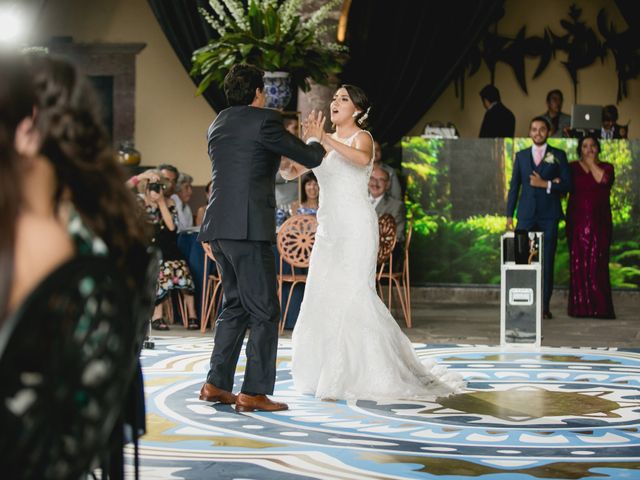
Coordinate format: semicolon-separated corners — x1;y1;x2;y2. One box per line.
342;84;371;129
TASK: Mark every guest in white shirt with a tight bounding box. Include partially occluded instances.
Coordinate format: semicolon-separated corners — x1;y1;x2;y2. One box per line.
172;173;194;232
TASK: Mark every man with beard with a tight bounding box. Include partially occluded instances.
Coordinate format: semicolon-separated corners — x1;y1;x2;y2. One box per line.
506;117;571;319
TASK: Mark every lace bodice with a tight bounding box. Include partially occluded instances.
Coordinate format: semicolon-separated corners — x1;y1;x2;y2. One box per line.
312;130;376;239
313;130;374;203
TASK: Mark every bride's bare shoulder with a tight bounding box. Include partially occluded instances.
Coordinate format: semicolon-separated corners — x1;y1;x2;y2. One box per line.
353;130;374;153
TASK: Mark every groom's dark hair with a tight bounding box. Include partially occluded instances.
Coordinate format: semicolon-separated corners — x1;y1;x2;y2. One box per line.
530;115;551;130
224;64;264;106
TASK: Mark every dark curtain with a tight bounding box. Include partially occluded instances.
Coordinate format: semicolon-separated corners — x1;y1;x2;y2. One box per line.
147;0;504;140
615;0;640;31
341;0;504;145
147;0;225;112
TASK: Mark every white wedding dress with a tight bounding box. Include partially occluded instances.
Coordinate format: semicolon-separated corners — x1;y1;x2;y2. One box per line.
291;131;465;401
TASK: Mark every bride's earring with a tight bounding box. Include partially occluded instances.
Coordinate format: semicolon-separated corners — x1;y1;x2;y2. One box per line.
352;111;361;118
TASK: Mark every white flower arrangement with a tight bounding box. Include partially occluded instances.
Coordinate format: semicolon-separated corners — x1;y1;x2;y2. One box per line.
192;0;348;94
280;0;303;36
205;0;249;32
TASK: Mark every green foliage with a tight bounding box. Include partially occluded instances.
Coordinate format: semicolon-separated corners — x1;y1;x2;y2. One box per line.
609;227;640;287
403;137;640;288
600;140;634;225
401;137;450;217
406;214;505;284
191;0;347;94
554;222;570;286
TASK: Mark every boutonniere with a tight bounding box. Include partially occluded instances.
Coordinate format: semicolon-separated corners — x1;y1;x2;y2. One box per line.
543;152;557;164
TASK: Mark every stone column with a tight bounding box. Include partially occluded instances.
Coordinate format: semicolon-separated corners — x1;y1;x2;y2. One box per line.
297;0;343;128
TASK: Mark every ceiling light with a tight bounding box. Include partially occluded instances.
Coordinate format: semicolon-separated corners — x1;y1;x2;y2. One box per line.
0;5;25;45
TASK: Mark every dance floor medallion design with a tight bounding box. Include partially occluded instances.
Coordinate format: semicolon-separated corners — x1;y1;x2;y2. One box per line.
130;337;640;479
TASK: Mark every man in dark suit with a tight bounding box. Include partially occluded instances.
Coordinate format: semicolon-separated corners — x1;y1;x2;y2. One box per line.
479;84;516;138
506;116;572;319
197;64;325;412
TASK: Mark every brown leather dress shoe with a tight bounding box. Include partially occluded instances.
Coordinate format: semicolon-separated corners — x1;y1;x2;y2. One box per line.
235;393;289;412
198;383;237;404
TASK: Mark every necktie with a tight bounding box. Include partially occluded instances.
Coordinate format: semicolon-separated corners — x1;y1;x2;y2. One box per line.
534;148;543;166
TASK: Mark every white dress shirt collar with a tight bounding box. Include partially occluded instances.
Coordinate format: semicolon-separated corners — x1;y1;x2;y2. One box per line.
370;193;384;210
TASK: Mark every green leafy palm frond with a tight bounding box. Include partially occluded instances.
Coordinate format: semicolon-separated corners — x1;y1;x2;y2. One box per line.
191;0;348;94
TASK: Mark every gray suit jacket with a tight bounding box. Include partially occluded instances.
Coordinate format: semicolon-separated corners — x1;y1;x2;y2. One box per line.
374;193;406;242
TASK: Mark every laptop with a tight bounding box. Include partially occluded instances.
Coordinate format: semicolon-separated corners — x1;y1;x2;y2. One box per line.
571;105;603;130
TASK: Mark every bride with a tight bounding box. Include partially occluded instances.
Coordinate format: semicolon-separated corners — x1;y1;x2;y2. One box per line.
280;85;465;401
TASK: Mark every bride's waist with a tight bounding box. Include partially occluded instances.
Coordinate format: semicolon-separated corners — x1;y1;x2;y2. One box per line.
317;207;377;225
318;203;374;218
318;194;371;208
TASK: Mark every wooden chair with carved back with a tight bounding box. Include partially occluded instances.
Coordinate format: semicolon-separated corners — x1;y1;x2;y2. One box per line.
276;214;318;333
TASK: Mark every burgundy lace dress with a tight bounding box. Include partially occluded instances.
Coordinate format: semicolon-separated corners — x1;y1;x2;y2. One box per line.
566;161;615;318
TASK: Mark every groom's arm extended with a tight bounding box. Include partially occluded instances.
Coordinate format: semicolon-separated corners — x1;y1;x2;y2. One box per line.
260;110;325;169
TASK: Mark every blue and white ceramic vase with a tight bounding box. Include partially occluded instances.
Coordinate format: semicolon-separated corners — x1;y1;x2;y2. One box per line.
264;71;292;110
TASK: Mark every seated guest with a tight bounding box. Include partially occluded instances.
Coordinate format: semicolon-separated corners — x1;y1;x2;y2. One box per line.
478;84;515;138
158;163;179;197
541;89;571;138
600;105;628;139
126;168;161;193
566;136;616;318
283;114;299;136
369;165;406;244
196;180;213;226
172;173;194;231
373;140;402;200
290;172;319;216
139;171;198;330
276;115;301;227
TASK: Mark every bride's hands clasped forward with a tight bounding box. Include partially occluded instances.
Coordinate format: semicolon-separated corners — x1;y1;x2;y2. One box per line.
279;110;327;181
302;110;327;144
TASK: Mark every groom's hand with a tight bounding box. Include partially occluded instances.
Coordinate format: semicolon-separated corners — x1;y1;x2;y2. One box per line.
529;171;547;188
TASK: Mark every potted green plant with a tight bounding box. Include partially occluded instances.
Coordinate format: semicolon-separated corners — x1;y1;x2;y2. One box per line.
191;0;347;109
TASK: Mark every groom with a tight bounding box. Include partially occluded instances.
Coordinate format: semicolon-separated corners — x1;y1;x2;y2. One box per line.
197;64;325;412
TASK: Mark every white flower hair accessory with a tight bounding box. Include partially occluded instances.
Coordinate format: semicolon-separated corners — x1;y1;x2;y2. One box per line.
357;106;371;125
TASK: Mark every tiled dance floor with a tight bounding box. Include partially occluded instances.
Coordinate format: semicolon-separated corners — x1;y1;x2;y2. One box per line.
129;337;640;479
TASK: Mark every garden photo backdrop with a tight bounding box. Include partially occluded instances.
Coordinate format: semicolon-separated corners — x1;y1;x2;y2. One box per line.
402;137;640;289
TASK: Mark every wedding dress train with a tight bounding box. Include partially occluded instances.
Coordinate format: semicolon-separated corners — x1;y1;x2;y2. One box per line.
291;131;465;401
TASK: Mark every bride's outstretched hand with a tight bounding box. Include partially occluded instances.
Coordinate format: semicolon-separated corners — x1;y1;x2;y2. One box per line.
302;110;326;143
